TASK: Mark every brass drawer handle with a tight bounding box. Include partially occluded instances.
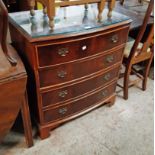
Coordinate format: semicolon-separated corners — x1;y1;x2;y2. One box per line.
59;90;68;98
57;71;67;78
111;35;119;43
106;55;114;63
103;73;111;81
58;48;69;57
59;107;67;115
102;90;108;97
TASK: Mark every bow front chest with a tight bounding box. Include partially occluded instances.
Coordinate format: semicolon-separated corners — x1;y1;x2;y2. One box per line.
9;6;131;139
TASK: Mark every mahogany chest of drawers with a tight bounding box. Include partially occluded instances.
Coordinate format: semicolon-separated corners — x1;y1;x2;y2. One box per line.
9;6;131;139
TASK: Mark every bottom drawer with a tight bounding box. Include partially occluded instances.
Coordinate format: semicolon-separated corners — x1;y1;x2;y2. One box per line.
43;82;116;123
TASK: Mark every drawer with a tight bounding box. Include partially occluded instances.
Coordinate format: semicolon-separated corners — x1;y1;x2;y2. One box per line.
41;66;120;107
37;27;128;67
39;48;123;87
43;82;116;123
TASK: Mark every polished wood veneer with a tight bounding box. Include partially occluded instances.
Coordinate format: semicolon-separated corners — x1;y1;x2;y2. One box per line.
9;9;131;139
39;47;123;87
0;0;33;146
37;27;128;67
43;81;117;123
41;66;120;107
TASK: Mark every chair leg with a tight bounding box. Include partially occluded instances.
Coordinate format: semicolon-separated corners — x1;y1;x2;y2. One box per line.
138;0;143;4
142;55;153;91
120;0;125;5
123;64;131;100
21;92;33;147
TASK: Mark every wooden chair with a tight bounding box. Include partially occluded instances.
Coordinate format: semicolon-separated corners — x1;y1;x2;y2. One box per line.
0;0;33;147
118;0;154;100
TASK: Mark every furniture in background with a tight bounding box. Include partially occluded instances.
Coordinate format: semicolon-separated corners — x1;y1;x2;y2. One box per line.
9;6;131;139
0;0;33;147
118;0;154;100
114;0;153;31
2;0;29;12
28;0;116;29
2;0;18;12
120;0;144;5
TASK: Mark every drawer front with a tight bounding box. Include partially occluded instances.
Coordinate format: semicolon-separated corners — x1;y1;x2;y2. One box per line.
43;82;116;123
41;66;120;107
39;48;123;87
37;27;128;67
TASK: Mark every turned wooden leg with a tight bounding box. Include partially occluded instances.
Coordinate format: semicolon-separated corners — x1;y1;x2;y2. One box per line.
21;92;33;147
47;1;55;30
49;17;54;30
107;0;115;18
138;0;143;4
30;0;35;16
97;0;106;22
43;6;47;15
120;0;125;5
63;7;67;19
142;55;153;91
84;4;88;11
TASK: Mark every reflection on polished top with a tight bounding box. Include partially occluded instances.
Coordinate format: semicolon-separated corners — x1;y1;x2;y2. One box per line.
9;4;130;38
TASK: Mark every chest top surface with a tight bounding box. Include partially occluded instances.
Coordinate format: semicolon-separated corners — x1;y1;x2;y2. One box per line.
8;4;131;42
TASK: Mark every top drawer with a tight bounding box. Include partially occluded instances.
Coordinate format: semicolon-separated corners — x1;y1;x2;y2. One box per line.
36;27;129;67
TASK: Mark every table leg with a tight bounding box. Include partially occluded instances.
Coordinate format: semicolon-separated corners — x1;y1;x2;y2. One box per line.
120;0;125;5
30;0;35;16
21;92;33;147
43;5;47;15
84;4;88;11
97;0;106;22
47;0;55;30
107;0;115;18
